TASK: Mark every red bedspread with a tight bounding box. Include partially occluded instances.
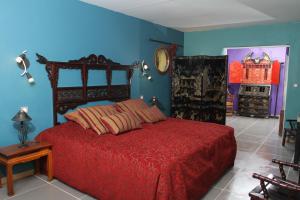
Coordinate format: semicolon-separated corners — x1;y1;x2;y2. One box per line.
36;118;236;200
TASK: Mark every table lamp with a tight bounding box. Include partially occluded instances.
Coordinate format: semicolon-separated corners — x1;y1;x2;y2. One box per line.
12;110;32;147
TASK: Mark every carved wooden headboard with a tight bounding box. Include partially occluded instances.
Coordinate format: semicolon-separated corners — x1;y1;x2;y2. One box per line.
36;54;133;125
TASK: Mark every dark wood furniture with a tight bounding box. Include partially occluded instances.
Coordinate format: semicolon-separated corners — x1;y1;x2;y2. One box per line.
278;110;284;136
280;120;300;166
172;56;228;125
295;122;300;165
0;141;53;196
226;93;234;116
36;54;133;125
249;159;300;200
238;84;271;118
282;119;297;146
241;52;273;85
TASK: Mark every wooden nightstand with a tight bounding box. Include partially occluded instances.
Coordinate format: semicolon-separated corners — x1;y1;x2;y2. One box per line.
0;141;53;196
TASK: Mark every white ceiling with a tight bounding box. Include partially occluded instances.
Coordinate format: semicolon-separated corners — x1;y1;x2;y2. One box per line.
81;0;300;32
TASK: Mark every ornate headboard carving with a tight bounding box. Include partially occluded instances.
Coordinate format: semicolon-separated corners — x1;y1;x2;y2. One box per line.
36;54;133;125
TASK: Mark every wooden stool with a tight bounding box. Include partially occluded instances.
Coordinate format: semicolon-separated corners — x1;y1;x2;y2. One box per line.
282;119;297;146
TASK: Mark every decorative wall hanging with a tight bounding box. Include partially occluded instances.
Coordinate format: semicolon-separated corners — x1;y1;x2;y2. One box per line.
242;52;272;84
229;52;281;85
242;52;271;84
229;61;243;83
149;38;179;75
167;44;178;74
271;60;280;85
154;47;170;73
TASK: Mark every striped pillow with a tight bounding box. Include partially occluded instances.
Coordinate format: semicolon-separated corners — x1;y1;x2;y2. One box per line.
116;99;149;119
100;112;142;135
64;111;90;129
92;105;119;116
136;106;167;123
78;105;118;135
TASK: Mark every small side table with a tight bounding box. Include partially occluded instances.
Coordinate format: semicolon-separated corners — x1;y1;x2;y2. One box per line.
0;141;53;196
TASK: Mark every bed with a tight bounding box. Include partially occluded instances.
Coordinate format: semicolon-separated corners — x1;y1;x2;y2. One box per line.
35;54;236;200
36;119;236;200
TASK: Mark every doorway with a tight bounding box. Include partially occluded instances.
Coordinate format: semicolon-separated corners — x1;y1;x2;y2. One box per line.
224;45;289;125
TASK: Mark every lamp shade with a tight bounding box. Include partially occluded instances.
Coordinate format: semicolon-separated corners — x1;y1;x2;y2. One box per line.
12;111;32;122
26;72;35;84
16;56;24;64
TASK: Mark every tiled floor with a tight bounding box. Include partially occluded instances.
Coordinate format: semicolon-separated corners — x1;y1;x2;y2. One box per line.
202;116;296;200
0;116;297;200
0;174;96;200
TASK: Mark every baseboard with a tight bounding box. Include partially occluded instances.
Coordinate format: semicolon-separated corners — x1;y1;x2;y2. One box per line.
1;169;34;185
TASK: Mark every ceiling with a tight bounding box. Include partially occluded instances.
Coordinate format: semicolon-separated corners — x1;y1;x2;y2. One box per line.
80;0;300;32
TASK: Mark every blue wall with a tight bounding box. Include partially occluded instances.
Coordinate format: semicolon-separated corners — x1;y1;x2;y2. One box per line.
184;22;300;121
0;0;183;147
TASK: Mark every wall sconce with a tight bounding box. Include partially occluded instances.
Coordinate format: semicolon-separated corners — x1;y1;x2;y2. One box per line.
132;60;152;80
16;50;35;84
151;96;158;105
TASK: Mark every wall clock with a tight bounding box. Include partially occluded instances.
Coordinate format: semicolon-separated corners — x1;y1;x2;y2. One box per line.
154;47;170;73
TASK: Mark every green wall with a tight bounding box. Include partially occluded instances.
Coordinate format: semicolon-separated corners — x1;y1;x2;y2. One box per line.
184;22;300;120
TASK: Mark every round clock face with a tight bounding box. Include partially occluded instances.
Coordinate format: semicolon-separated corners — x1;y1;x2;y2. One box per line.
155;47;170;73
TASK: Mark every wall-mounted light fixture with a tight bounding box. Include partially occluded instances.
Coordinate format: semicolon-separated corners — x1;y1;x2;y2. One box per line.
132;60;152;80
16;50;35;84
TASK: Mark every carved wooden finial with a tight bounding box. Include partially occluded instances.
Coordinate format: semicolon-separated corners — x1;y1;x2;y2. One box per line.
36;53;48;64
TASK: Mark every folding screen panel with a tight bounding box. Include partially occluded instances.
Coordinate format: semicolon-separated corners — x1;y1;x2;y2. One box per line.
172;55;227;125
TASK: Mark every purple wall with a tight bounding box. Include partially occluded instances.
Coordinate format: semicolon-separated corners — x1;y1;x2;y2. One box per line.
227;47;287;116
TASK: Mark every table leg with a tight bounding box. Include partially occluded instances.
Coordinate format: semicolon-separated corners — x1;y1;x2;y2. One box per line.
35;159;40;175
294;124;300;170
47;151;53;181
278;110;284;136
6;164;14;196
0;170;2;188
